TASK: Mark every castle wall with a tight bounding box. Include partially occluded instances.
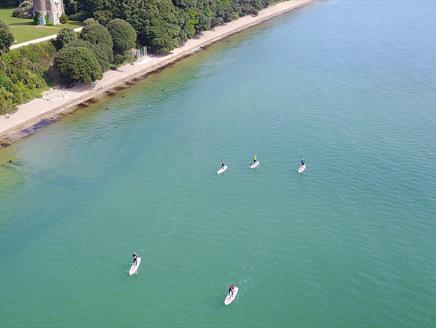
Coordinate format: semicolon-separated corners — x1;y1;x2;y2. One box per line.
33;0;64;25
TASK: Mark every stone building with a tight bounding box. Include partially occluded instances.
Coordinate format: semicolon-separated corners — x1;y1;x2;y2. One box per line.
33;0;64;25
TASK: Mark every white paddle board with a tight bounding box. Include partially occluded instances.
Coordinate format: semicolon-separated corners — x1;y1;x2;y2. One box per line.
250;161;260;169
224;287;239;305
217;165;228;175
129;257;141;276
298;164;306;173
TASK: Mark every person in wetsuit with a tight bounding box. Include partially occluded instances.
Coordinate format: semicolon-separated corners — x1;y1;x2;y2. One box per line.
228;284;235;296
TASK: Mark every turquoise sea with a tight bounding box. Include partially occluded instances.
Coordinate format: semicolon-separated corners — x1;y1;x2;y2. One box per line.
1;1;436;326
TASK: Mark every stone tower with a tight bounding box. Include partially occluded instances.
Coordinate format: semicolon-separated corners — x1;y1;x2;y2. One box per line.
33;0;64;25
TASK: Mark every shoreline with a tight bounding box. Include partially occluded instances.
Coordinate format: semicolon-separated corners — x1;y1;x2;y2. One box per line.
0;0;311;148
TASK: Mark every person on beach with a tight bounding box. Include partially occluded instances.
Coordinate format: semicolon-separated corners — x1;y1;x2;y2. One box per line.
221;160;225;168
228;284;235;297
132;252;138;266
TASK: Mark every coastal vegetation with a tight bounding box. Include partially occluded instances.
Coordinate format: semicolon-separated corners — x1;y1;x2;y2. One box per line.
0;19;14;54
52;28;78;50
0;13;138;112
0;42;56;114
0;18;137;113
107;19;137;64
3;0;273;50
53;19;135;82
80;18;113;48
63;0;275;53
54;45;103;83
1;0;279;114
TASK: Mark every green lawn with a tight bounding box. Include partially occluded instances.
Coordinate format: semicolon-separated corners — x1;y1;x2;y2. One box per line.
0;8;81;43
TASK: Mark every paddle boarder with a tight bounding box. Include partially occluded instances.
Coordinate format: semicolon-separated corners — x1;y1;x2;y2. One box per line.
132;252;138;266
228;284;235;297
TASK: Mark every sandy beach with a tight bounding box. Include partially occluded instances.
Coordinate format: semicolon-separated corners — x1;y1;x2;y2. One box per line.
0;0;311;147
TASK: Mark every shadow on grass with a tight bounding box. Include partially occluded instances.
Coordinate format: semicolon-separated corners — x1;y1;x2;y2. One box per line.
8;21;33;26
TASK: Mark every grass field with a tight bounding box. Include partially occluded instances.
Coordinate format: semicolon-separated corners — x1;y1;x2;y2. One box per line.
0;8;81;43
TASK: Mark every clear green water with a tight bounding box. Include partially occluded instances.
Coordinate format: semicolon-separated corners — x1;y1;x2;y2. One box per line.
1;1;436;326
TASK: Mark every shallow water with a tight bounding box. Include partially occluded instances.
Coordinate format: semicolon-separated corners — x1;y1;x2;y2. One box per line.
1;1;436;326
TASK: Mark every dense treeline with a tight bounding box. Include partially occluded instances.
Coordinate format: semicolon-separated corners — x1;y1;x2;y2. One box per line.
64;0;275;53
0;42;56;114
53;18;136;83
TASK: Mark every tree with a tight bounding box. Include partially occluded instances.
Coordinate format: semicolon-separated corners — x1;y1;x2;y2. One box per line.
79;21;114;70
91;43;113;71
11;1;33;18
0;20;14;55
54;45;103;83
110;0;176;51
67;39;113;72
60;14;69;24
107;19;136;54
63;0;78;16
52;28;78;50
177;8;197;42
120;0;148;45
83;18;98;26
94;10;113;25
91;0;120;25
80;21;113;48
142;0;180;53
196;6;213;32
0;86;14;114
